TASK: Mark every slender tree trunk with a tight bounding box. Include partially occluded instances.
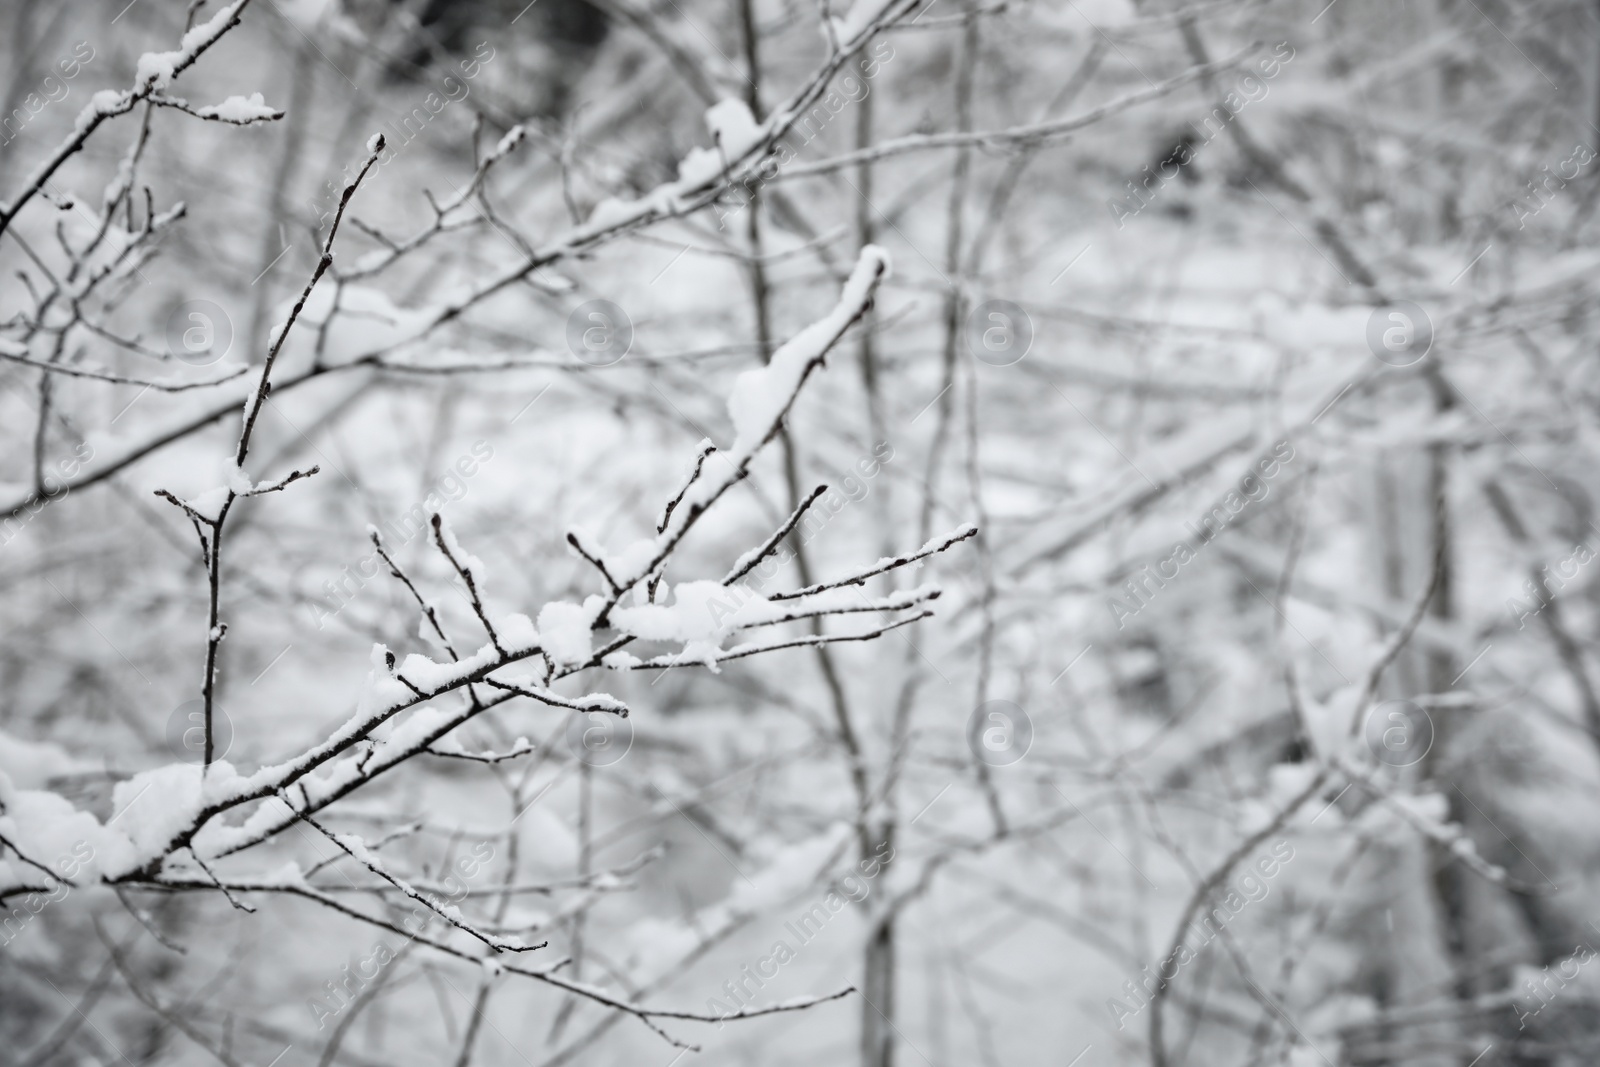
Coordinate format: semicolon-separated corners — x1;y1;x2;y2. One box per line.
861;823;897;1067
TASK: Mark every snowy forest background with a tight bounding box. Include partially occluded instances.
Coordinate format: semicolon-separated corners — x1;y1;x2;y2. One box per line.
4;0;1600;1065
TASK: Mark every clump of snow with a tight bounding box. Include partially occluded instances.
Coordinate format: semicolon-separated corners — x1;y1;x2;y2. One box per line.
103;761;243;876
133;0;249;91
583;99;773;233
0;731;94;790
224;464;254;495
135;51;181;91
398;653;459;692
360;643;418;711
611;580;783;646
195;92;281;123
376;704;458;757
724;246;889;458
76;90;127;134
494;125;525;157
435;515;486;584
188;486;232;522
677;99;764;186
0;782;132;888
586;197;652;230
609;538;661;586
537;600;597;666
707;99;762;159
497;613;538;649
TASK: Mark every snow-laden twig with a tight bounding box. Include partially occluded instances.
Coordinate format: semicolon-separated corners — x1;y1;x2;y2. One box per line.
138;871;847;1045
237;134;385;466
148;91;283;125
616;609;935;670
155;848;660;900
479;679;629;717
566;528;623;595
3;245;969;1047
0;0;260;239
1327;754;1547;894
425;739;537;764
286;803;543;954
723;483;828;585
241;465;319;497
342;125;528;281
187;848;255;913
769;523;977;600
370;528;459;661
0;829;69;888
431;513;505;655
151;133;385;772
658;441;718;534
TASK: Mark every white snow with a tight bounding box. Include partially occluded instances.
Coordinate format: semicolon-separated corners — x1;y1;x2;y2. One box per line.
611;579;781;645
188;486;232;522
497;612;538;649
723;246;889;458
707;99;762;159
133;0;249;91
827;0;897;46
0;731;93;789
75;90;127;134
135;52;180;92
195;92;280;123
586;196;652;231
494;125;526;157
536;600;597;666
